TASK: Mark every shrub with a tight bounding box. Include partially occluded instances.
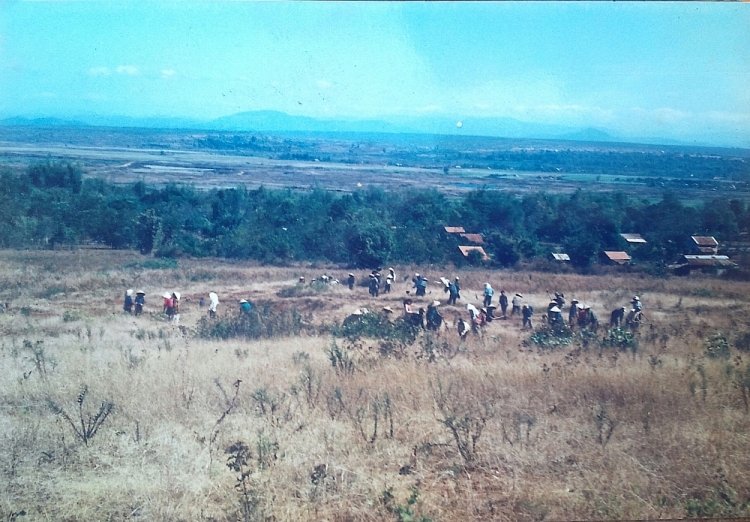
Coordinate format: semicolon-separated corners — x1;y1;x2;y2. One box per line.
332;312;420;346
277;281;329;298
705;332;731;360
600;327;639;355
528;323;573;349
47;385;114;446
62;310;83;322
197;305;310;340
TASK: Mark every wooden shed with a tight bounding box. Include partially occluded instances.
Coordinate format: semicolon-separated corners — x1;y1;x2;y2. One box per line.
459;233;485;244
601;251;631;265
620;233;647;244
458;246;490;261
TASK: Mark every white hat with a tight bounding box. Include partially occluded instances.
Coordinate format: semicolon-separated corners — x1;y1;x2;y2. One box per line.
550;306;561;313
239;299;247;304
633;296;640;301
162;292;171;299
352;309;363;315
515;293;523;297
126;289;133;296
136;290;145;295
432;300;440;307
173;292;180;300
584;305;591;310
382;306;393;313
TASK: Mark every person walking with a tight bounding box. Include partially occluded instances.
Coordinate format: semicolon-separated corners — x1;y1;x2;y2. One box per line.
448;279;460;305
347;273;355;290
568;299;579;326
511;293;523;316
483;283;494;308
171;292;181;325
499;290;508;319
384;276;392;294
522;304;534;329
123;289;134;314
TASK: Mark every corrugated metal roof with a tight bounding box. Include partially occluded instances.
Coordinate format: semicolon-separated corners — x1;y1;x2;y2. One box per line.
550;253;570;261
458;246;490;260
602;251;631;263
459;233;485;244
620;233;647;243
691;236;719;247
681;255;735;267
444;226;466;234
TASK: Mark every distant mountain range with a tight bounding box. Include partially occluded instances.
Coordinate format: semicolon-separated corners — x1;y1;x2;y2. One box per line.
0;111;722;148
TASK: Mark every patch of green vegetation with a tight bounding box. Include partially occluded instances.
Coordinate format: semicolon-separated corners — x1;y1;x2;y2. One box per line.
40;286;67;299
692;288;713;298
528;323;574;349
277;281;329;298
62;310;83;322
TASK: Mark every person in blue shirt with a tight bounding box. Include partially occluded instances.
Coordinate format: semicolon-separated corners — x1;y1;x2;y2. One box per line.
239;299;252;314
483;283;494;307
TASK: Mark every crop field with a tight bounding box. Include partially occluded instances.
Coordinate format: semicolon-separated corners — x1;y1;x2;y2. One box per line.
1;248;750;521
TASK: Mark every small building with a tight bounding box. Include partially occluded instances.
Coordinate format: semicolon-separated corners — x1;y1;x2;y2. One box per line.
601;251;631;265
620;233;647;244
444;226;466;234
458;246;490;261
459;233;485;244
690;236;719;255
550;253;570;262
672;254;736;275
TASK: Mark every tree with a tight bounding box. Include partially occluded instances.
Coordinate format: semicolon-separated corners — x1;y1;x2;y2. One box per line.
136;209;161;254
345;216;393;268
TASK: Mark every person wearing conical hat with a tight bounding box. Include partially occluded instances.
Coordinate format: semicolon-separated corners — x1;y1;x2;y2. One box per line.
239;299;252;314
135;290;146;316
426;300;443;330
511;293;523;316
162;292;174;317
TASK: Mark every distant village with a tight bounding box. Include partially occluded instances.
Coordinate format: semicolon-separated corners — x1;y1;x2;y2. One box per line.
446;226;739;276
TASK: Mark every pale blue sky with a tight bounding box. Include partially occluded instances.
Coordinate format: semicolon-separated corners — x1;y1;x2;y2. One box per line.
1;1;748;146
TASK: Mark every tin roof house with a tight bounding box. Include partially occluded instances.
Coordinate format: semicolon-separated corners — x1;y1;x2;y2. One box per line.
690;236;719;255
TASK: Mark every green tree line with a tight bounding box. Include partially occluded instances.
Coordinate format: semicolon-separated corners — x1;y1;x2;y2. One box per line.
1;162;748;269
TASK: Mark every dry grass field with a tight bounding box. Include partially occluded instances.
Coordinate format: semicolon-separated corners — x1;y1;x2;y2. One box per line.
1;249;749;521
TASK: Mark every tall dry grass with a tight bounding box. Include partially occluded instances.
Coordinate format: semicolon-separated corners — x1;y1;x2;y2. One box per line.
0;250;749;521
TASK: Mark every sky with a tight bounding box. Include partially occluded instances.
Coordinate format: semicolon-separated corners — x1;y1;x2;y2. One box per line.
1;1;749;147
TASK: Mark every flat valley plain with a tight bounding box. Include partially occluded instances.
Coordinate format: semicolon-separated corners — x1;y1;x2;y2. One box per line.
1;248;750;521
1;125;748;200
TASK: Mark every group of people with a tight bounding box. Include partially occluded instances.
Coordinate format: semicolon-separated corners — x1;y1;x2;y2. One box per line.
365;267;395;297
123;289;254;323
122;289;147;316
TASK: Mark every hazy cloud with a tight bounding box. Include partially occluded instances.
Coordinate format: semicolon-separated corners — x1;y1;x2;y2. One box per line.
161;69;176;79
317;79;332;89
89;66;111;76
116;65;139;76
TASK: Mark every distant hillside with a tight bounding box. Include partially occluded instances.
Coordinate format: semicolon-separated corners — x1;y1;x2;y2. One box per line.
0;110;735;149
